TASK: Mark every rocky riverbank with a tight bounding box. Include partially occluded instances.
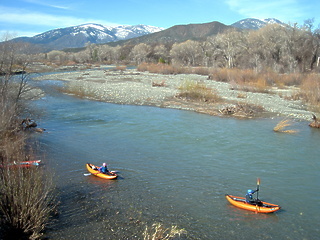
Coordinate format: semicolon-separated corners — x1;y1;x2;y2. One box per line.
33;67;316;121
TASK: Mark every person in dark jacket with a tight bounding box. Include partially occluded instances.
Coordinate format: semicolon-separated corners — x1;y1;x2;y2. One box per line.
99;163;109;174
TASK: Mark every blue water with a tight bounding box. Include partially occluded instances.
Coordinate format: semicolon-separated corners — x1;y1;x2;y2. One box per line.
34;80;320;239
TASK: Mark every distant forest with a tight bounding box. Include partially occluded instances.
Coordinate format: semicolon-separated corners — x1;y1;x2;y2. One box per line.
21;21;320;74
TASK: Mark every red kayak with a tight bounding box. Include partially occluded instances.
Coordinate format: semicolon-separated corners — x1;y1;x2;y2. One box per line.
19;160;41;167
0;160;41;168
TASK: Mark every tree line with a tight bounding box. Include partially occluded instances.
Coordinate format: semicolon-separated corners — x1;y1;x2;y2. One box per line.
29;20;320;74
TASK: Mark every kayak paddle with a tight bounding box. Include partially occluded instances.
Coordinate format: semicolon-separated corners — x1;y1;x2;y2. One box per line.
256;177;260;200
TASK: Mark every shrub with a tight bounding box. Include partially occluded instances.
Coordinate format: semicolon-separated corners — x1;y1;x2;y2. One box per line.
0;128;56;239
300;73;320;105
177;80;221;102
0;166;56;239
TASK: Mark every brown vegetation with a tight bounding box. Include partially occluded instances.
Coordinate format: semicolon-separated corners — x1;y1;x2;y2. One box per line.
138;63;320;110
273;119;298;133
176;80;221;103
0;36;56;239
300;74;320;106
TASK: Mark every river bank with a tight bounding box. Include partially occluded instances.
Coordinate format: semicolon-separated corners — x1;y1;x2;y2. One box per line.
33;67;315;121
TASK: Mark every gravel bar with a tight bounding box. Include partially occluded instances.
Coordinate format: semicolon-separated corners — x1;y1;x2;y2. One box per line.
33;69;315;121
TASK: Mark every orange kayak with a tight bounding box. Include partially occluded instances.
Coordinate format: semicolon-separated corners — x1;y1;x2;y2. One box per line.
86;163;118;180
225;194;281;213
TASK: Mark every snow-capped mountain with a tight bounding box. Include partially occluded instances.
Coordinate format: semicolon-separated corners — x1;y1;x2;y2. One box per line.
231;18;285;30
8;18;286;53
12;23;164;51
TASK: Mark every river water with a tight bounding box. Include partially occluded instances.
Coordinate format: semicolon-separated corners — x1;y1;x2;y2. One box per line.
33;79;319;240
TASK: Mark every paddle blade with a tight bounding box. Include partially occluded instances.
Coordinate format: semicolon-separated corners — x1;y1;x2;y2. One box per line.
257;178;260;186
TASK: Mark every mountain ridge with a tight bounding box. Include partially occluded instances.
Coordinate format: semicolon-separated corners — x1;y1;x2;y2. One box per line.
8;18;285;52
231;18;286;30
11;23;164;51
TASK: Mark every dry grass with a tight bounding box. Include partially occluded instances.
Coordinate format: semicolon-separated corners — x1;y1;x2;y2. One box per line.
137;64;313;96
58;81;99;99
273;119;298;133
208;68;307;93
300;73;320;106
177;80;221;103
138;63;213;76
138;63;183;74
143;223;186;240
209;68;270;93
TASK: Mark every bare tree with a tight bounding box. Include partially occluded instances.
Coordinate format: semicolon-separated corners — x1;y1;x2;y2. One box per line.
46;50;66;64
211;29;247;69
170;40;203;66
130;43;151;64
153;44;170;63
98;45;122;63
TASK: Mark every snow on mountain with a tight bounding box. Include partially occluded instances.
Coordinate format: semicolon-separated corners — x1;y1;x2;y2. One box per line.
18;23;164;51
8;18;285;52
231;18;285;30
113;24;164;40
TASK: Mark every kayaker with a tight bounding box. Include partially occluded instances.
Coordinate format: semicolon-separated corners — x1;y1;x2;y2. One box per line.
99;163;109;174
246;189;261;205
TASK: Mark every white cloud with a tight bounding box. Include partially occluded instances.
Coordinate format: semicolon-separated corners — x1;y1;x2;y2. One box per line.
0;6;120;28
225;0;307;23
0;30;39;39
23;0;71;10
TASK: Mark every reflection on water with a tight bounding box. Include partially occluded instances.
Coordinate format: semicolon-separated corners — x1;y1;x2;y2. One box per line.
34;82;320;239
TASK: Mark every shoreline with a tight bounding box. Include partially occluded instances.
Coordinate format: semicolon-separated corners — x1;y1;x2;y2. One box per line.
33;68;316;122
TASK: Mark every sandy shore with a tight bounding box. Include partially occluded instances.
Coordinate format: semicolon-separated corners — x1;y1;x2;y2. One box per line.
33;68;315;121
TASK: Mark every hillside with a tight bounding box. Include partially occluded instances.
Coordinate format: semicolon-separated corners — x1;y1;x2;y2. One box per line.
108;21;234;46
6;18;285;52
10;24;164;52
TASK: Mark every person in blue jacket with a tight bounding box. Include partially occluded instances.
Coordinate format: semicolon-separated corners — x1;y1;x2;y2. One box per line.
246;189;261;205
99;163;109;174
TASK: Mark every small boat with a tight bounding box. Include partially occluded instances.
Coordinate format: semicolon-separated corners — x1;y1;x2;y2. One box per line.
0;160;41;168
19;160;41;167
225;194;281;213
86;163;118;180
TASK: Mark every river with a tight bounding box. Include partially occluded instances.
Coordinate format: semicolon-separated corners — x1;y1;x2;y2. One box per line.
33;78;319;240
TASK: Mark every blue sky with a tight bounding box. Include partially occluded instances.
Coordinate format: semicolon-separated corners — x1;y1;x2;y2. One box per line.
1;0;319;38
